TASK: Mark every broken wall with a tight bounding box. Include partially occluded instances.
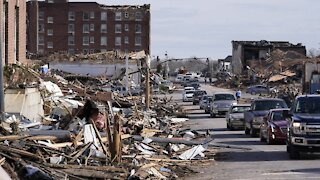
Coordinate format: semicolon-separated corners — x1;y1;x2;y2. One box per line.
4;88;44;122
231;43;243;74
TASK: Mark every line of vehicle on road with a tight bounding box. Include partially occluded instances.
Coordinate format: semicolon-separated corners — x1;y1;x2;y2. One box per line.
180;86;320;160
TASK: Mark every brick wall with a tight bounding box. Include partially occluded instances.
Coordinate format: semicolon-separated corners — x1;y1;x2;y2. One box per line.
27;1;150;56
0;0;26;65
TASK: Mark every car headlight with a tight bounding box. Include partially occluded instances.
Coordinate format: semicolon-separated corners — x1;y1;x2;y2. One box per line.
212;103;218;108
292;122;306;135
230;116;239;121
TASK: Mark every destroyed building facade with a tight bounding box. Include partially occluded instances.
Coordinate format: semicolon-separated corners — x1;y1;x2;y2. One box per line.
26;0;150;56
231;40;306;74
0;0;27;64
218;55;232;72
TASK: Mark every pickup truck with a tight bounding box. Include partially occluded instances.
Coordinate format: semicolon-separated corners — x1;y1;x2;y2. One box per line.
285;95;320;159
244;98;288;137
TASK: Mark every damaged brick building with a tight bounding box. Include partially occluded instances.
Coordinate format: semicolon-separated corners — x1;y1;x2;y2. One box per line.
26;0;150;56
231;40;306;74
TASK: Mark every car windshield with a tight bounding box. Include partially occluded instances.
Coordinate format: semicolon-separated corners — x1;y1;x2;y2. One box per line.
231;106;251;113
253;100;287;111
195;91;206;96
214;94;235;101
186;91;194;94
272;111;285;121
295;97;320;114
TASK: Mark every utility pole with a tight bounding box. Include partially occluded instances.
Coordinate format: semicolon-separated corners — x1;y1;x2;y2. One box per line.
145;55;150;110
0;9;4;121
125;55;129;94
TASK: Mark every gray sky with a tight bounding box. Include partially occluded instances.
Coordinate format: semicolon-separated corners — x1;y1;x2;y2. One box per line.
71;0;320;59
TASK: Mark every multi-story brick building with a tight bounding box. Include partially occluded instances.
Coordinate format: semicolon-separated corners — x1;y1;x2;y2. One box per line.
26;0;150;56
0;0;26;65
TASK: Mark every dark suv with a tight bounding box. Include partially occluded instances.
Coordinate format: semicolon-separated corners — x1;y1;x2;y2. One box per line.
192;90;207;105
244;98;288;137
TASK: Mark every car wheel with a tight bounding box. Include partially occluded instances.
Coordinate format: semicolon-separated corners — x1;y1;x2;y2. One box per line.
267;131;275;145
288;144;300;159
250;125;257;137
229;124;234;131
245;126;250;135
193;102;196;105
286;144;290;153
260;130;266;142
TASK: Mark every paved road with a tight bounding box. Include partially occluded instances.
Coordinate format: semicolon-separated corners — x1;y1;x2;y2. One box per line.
160;83;320;180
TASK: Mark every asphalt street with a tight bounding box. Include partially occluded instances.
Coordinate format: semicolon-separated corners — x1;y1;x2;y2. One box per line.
158;82;320;180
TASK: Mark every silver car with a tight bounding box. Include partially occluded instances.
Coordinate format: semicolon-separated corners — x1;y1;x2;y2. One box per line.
226;104;251;130
210;92;237;117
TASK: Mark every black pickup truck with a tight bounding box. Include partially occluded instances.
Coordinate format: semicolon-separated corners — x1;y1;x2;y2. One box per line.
285;95;320;159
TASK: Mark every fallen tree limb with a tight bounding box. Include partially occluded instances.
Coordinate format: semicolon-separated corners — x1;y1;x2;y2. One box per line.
43;163;127;173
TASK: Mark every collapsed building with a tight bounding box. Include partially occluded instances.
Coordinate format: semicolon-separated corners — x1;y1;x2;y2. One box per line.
231;40;306;74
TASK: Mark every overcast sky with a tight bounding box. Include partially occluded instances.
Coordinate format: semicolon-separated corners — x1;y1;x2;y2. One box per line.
71;0;320;59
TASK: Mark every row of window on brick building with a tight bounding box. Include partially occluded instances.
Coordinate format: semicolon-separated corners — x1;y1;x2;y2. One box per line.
39;11;143;22
38;35;142;47
39;23;142;34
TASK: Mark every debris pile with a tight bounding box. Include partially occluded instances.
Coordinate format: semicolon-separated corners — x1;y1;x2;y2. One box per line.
214;50;319;95
0;64;216;179
41;50;146;63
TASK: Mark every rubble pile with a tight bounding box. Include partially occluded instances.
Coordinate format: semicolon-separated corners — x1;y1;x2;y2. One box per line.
0;64;216;179
41;50;146;63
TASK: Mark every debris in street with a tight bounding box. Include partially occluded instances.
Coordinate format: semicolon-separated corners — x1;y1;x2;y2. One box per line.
0;63;217;179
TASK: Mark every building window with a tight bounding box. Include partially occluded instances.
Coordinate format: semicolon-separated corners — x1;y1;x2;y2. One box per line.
124;36;129;44
47;42;53;48
90;11;95;19
38;49;44;54
83;12;89;21
90;24;94;31
101;24;107;33
47;29;53;36
68;36;75;45
115;37;121;46
135;24;141;33
124;12;129;18
83;24;89;33
39;24;45;33
68;48;75;55
68;12;75;21
115;12;122;21
90;36;94;44
101;36;107;45
135;36;141;46
124;24;129;31
115;24;121;33
39;11;44;21
83;36;89;45
101;12;107;21
38;36;44;45
47;17;53;23
68;24;75;33
135;12;142;21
